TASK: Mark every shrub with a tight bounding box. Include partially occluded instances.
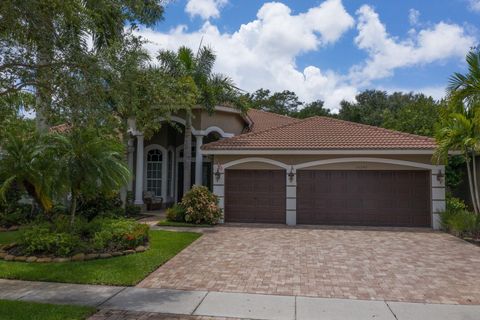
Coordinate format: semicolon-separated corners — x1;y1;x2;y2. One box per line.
446;195;467;213
76;192;124;221
448;210;478;237
166;204;186;222
181;186;222;225
90;218;149;252
19;225;82;257
125;204;141;217
441;196;469;232
14;216;148;257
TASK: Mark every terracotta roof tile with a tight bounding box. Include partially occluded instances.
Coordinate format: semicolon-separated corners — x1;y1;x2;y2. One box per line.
203;116;437;151
246;109;298;132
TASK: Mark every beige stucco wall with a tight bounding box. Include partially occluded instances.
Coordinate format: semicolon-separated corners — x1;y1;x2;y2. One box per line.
174;109;247;136
214;154;435;169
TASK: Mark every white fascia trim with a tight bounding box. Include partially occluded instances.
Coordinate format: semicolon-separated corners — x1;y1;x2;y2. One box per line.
203;149;436;155
222;157;290;170
195;126;235;138
294;157;439;170
220;156;439;171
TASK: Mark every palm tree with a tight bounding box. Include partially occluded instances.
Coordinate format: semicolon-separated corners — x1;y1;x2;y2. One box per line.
52;128;131;225
435;110;479;213
0;127;56;212
435;48;480;213
157;46;246;194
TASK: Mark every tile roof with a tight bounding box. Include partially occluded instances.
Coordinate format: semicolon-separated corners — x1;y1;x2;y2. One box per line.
246;109;298;132
203;116;437;151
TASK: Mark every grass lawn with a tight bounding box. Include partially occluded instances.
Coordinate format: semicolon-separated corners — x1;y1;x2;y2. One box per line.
0;300;96;320
0;230;200;286
0;231;21;245
157;220;213;228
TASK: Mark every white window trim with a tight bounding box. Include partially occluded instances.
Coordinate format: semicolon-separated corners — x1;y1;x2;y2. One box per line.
144;144;168;200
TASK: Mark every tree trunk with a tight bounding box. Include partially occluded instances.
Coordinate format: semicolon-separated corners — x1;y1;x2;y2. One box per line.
35;23;54;132
465;155;479;214
471;151;480;213
22;180;43;211
183;111;192;195
70;189;77;226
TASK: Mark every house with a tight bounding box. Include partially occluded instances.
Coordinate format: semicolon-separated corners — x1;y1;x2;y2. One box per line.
129;106;445;229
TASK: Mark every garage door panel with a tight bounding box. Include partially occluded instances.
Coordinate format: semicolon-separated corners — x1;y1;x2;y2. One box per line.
225;169;286;224
297;170;431;227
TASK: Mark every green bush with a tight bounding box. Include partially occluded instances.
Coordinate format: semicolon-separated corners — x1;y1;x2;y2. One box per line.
76;192;124;220
90;218;149;252
0;209;25;228
166;204;186;222
446;195;467;213
448;210;478;237
441;196;465;231
125;204;141;217
19;225;82;257
181;186;222;225
15;216;148;257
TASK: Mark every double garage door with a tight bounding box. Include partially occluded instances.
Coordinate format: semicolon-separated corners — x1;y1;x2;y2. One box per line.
225;169;431;227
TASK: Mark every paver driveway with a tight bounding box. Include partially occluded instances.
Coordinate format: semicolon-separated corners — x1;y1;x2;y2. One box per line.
138;226;480;305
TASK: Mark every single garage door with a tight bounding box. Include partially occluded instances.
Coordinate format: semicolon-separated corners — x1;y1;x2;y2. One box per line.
297;170;431;227
225;169;286;223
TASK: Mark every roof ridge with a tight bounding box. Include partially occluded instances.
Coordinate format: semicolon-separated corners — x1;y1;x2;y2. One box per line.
248;108;297;120
203;115;313;150
314;116;435;142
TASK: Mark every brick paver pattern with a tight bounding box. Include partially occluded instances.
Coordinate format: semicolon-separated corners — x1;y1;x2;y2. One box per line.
138;226;480;305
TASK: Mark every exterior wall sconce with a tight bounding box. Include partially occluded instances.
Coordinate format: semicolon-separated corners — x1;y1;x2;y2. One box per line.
215;162;223;182
436;170;444;183
288;166;295;182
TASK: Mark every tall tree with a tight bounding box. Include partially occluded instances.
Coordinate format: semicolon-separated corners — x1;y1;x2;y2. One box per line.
382;95;442;137
157;46;246;194
247;89;302;116
435;48;480;213
293;100;331;119
338;90;391;126
0;0;165;131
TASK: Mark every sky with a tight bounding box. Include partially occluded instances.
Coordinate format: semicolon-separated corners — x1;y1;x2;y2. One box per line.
134;0;480;112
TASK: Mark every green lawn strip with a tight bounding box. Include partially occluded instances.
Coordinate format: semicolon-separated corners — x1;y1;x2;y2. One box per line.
0;299;96;320
157;220;213;228
0;230;201;286
0;231;21;245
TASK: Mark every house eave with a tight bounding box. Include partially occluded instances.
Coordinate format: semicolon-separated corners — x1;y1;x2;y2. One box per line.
202;149;439;155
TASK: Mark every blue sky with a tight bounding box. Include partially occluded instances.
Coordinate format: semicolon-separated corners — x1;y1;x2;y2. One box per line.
135;0;479;111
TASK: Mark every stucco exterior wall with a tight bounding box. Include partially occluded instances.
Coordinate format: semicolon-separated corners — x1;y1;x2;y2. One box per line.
214;154;435;167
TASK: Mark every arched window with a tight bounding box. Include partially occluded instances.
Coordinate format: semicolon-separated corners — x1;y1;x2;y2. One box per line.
146;149;163;197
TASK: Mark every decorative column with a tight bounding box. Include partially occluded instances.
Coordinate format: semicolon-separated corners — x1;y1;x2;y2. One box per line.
134;134;144;205
127;138;135;192
213;163;225;223
431;165;446;230
286;166;297;226
195;135;204;185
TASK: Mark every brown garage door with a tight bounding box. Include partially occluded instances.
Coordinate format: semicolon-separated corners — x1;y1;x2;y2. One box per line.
297;170;431;227
225;169;286;223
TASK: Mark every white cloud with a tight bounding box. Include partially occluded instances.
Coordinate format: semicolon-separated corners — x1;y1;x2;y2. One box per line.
408;8;420;26
134;1;475;111
350;5;475;86
136;0;356;110
469;0;480;12
185;0;228;20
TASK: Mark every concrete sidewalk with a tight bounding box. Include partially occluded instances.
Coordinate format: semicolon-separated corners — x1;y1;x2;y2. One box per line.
1;279;479;320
